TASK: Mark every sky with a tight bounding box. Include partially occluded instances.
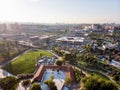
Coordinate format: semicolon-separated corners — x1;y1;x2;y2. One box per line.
0;0;120;23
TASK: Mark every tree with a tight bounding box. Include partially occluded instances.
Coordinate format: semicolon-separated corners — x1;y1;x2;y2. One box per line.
5;41;11;59
29;83;41;90
63;53;71;61
79;53;97;63
85;44;92;52
63;52;77;64
50;75;54;80
55;60;63;66
56;68;60;74
73;68;84;83
82;76;118;90
22;80;31;90
65;77;72;85
114;75;119;81
44;78;57;90
0;76;19;90
46;38;50;45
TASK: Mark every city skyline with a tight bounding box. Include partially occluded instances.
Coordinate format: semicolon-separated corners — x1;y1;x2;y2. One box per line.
0;0;120;24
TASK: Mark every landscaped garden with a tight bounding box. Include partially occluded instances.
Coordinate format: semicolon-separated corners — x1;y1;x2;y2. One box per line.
2;50;53;75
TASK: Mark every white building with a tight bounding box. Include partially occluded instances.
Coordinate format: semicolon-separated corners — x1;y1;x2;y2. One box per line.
56;36;84;46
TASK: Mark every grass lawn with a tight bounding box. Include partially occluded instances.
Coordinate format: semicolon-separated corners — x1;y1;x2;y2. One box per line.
2;50;53;75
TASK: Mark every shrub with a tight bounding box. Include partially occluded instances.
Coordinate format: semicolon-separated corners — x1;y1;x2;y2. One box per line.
17;73;33;80
29;83;41;90
55;60;63;66
0;76;19;90
22;80;31;87
82;76;118;90
44;79;57;90
114;75;119;81
65;77;72;85
50;75;54;80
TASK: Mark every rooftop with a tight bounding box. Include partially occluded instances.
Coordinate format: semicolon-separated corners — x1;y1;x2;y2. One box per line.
56;36;84;42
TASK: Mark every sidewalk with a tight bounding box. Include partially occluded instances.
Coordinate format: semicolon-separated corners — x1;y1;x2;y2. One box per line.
0;69;13;79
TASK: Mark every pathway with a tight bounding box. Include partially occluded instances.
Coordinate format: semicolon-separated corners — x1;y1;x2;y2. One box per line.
0;69;13;79
47;50;63;60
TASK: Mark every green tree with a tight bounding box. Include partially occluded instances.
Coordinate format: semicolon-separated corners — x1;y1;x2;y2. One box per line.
82;76;118;90
114;75;119;82
50;75;54;80
44;79;57;90
22;80;31;90
46;38;50;45
79;53;97;63
29;83;41;90
0;76;19;90
65;77;72;85
63;52;77;64
55;60;63;66
73;68;83;83
56;68;60;74
85;44;92;52
63;53;71;61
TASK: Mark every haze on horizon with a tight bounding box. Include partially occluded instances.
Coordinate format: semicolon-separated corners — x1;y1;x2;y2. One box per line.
0;0;120;24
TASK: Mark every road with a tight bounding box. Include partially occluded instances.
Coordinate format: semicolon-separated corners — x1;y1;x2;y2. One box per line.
47;50;63;60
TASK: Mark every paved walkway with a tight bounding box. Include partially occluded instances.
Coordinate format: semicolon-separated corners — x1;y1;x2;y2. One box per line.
47;50;63;60
17;81;30;90
0;69;13;79
54;79;64;90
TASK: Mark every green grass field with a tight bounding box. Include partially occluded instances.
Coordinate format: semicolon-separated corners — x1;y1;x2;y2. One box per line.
2;50;53;75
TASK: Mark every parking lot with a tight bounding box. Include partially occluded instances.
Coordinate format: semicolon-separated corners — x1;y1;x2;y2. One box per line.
38;56;58;65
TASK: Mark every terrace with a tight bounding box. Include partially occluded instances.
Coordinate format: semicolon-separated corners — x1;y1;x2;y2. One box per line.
41;70;66;90
33;65;75;90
